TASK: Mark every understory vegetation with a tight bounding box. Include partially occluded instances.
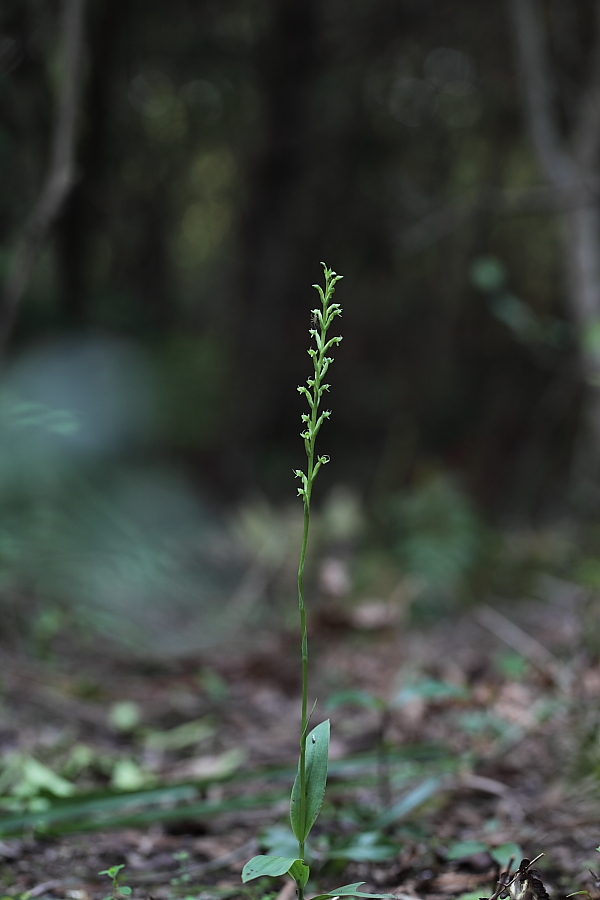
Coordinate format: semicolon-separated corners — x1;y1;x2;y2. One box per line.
1;571;600;900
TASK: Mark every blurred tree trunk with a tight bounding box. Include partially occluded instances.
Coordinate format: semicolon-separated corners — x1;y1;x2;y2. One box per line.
508;0;600;495
132;186;175;334
56;0;129;329
0;0;85;350
221;0;321;495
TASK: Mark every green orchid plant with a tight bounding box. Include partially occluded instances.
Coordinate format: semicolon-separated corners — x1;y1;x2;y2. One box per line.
241;264;396;900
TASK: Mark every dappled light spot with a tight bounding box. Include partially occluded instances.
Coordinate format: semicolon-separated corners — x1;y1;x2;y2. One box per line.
177;201;231;267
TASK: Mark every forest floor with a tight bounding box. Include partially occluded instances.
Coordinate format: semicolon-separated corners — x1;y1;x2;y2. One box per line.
2;579;600;900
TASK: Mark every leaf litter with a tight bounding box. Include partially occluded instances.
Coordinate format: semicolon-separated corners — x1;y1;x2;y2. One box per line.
1;590;600;900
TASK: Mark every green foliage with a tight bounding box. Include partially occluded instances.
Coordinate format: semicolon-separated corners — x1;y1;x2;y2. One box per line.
290;720;330;843
494;651;528;680
393;677;469;706
491;843;522;867
325;689;385;713
471;255;568;349
144;717;216;751
244;265;354;899
0;357;242;655
109;701;142;733
372;776;442;828
99;865;132;900
470;256;507;292
0;752;75;814
242;265;425;900
259;825;301;859
444;840;521;865
388;475;483;615
328;831;397;863
242;857;310;888
0;745;444;838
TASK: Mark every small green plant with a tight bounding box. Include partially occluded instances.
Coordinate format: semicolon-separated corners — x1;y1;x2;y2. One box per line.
242;265;394;900
171;850;192;886
98;864;132;900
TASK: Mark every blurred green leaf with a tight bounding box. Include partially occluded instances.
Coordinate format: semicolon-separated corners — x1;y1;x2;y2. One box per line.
329;831;397;862
583;318;600;355
394;678;469;707
325;689;384;712
373;776;442;828
470;256;507;292
489;293;541;343
144;718;215;751
389;476;483;609
445;840;488;860
110;759;148;791
491;843;522;867
109;701;141;732
494;652;527;680
260;825;300;859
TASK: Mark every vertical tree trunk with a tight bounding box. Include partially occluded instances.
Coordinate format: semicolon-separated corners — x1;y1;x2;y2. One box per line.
55;0;129;330
0;0;86;351
220;0;321;495
562;203;600;483
508;0;600;489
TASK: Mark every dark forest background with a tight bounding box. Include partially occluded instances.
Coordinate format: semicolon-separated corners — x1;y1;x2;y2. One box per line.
1;0;600;655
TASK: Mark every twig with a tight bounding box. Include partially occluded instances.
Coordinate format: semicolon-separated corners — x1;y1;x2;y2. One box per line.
504;854;545;896
452;772;525;823
0;0;86;354
483;854;545;900
485;856;515;900
397;181;600;256
475;604;571;689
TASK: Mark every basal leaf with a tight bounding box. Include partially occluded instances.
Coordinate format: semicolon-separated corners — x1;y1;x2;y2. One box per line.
241;855;301;882
290;719;330;843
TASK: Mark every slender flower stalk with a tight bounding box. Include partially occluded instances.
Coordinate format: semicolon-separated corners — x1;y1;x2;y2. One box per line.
242;267;393;899
294;263;343;878
242;263;394;900
241;268;397;898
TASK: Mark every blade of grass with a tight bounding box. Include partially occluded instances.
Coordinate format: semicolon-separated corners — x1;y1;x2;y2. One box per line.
372;776;443;828
0;744;451;837
0;783;198;834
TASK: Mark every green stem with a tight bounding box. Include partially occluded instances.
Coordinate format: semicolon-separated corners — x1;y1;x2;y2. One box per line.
297;305;322;870
298;420;317;866
297;498;310;868
294;264;342;900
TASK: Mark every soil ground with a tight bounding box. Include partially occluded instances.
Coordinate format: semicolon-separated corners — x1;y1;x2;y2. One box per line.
1;584;600;900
